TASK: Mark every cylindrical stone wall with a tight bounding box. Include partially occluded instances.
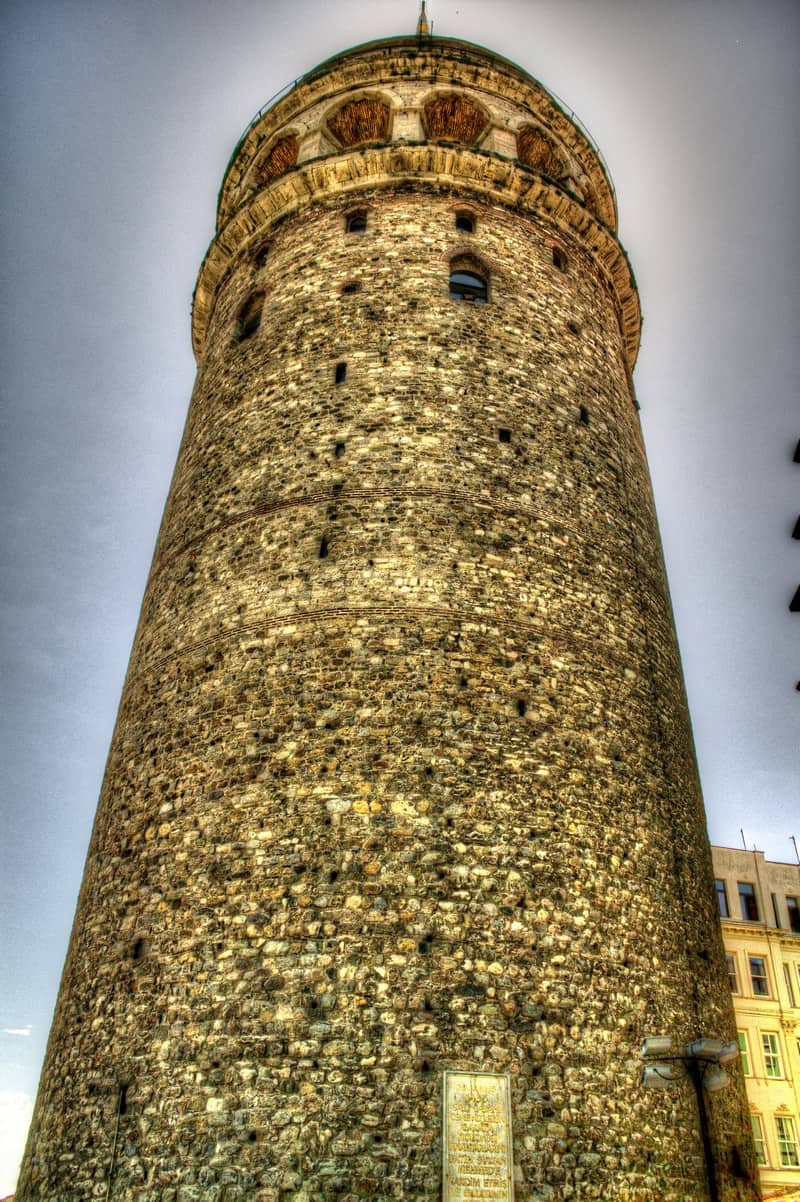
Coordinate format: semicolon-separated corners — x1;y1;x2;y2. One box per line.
19;35;758;1202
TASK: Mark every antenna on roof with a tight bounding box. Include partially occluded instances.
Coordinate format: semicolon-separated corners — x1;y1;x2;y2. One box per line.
417;1;431;40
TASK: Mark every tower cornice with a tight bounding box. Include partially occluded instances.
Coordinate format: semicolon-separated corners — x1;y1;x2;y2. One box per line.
194;143;640;367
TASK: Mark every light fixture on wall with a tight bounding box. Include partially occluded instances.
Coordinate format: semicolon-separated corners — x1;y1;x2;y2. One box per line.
641;1034;740;1202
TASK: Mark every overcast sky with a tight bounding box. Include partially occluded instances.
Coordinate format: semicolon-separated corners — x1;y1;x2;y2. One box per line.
1;0;798;1190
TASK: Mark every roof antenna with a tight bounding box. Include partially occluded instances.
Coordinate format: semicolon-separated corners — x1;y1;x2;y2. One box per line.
417;1;431;40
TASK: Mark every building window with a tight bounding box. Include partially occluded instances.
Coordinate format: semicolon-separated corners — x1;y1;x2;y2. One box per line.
552;246;568;272
784;964;797;1006
253;241;271;268
739;881;759;921
328;99;391;148
456;212;475;233
235;293;264;342
449;269;488;303
738;1031;751;1075
749;956;769;996
254;134;299;187
726;954;739;994
750;1115;767;1165
787;896;800;933
335;362;347;384
422;92;488;145
345;210;367;233
517;125;564;178
715;879;729;917
776;1116;800;1167
762;1032;783;1078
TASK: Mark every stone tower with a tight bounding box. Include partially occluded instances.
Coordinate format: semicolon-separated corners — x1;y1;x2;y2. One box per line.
19;28;758;1202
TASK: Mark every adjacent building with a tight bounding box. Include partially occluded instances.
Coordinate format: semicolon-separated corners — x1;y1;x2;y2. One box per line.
713;845;800;1201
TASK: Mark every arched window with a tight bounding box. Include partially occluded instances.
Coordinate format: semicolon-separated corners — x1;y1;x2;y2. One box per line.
455;212;475;233
516;125;564;179
345;210;367;234
423;93;488;145
254;135;299;187
450;269;488;303
328;98;391;147
235;293;264;342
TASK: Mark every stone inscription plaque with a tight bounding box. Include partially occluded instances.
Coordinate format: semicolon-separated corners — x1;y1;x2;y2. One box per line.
443;1071;513;1202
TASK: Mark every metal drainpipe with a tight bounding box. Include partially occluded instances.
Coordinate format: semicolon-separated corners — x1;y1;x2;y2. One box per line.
688;1060;722;1202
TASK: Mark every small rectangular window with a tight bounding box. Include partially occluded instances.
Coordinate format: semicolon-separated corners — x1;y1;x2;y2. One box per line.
776;1116;800;1167
787;896;800;933
750;956;769;996
784;963;797;1007
762;1031;783;1078
715;879;729;918
737;1031;751;1075
335;362;347;384
346;210;367;233
726;953;739;994
738;881;759;921
750;1115;767;1165
772;893;782;928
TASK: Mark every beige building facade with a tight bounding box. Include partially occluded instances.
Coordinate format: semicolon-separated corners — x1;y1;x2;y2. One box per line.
713;846;800;1201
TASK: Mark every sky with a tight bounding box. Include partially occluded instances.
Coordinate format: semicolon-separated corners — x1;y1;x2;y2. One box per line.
1;0;798;1191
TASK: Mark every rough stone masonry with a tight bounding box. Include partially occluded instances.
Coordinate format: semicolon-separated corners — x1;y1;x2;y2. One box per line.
17;31;758;1202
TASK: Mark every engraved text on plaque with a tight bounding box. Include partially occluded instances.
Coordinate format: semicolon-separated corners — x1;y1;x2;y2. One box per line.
443;1070;513;1202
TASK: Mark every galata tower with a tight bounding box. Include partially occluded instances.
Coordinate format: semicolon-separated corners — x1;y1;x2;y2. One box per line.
18;14;757;1202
